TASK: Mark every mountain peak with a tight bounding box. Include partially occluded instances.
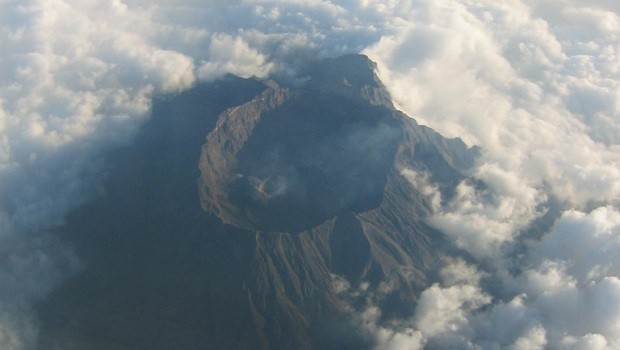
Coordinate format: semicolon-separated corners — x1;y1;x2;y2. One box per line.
199;60;402;232
307;54;378;86
305;54;394;108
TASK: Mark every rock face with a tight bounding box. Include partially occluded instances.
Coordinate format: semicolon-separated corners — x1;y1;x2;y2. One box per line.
36;55;477;349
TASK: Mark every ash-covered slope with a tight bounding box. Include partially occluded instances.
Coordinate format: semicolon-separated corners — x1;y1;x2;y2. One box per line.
36;55;477;349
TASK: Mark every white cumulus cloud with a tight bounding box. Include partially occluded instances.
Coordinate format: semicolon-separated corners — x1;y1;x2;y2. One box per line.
1;0;619;349
365;0;620;207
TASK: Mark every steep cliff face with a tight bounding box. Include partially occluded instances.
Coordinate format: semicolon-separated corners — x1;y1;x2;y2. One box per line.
36;55;477;349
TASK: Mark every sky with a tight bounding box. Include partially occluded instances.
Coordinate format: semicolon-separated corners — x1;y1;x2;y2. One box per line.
0;0;619;349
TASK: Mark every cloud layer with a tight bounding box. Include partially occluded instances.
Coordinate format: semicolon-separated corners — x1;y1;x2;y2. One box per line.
358;2;620;348
361;208;620;349
0;0;619;348
365;0;620;207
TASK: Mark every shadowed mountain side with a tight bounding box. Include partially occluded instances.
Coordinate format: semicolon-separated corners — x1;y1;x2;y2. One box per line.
35;76;270;349
36;55;479;349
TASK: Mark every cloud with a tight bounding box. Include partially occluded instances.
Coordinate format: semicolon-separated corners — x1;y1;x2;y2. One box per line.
358;4;620;346
353;207;620;349
365;0;620;206
0;0;619;348
0;227;80;349
513;207;620;347
401;168;442;212
357;260;531;350
197;34;274;81
402;161;543;260
532;207;620;282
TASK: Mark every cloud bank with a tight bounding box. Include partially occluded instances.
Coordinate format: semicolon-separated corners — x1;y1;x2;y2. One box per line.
0;0;618;348
359;2;620;348
365;0;620;207
361;208;620;349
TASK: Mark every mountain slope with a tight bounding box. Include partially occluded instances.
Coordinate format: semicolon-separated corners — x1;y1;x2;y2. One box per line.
36;55;477;349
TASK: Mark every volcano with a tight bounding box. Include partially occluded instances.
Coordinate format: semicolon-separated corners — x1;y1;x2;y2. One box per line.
36;54;478;349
